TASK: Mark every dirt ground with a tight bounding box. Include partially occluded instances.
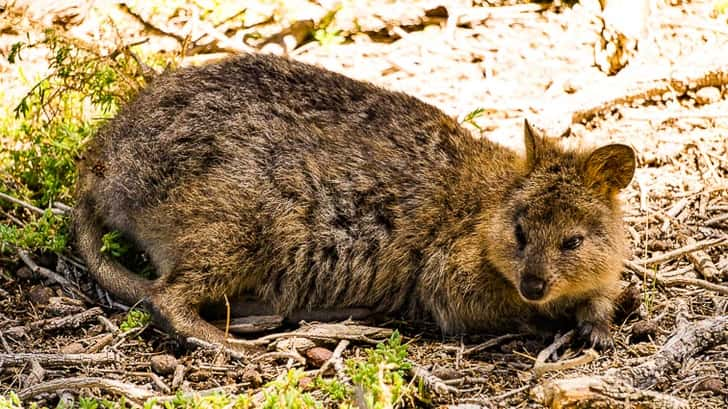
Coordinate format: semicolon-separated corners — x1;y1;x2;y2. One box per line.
1;0;727;408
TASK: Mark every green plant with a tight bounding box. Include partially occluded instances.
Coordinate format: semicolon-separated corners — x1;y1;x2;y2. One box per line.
461;107;486;130
101;231;131;258
347;331;415;409
315;377;349;402
261;370;321;409
641;270;658;317
78;397;100;409
0;393;24;409
313;27;345;47
0;210;68;254
313;6;344;47
119;308;151;332
1;28;152;255
12;30;145;121
715;0;728;15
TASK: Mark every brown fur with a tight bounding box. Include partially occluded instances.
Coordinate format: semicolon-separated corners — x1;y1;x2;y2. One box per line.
73;53;635;349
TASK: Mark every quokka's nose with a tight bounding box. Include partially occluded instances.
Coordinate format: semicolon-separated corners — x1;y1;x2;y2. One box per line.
520;276;546;300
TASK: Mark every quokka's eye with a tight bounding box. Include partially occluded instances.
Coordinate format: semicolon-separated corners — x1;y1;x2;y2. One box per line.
515;224;527;250
561;235;583;251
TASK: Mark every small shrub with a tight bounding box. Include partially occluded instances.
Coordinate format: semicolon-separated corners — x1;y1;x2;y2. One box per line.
347;331;415;409
101;231;131;259
120;308;151;332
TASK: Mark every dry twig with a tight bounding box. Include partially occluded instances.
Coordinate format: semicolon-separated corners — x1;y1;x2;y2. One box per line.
18;376;153;403
317;339;350;377
637;236;726;265
17;250;92;303
624;260;728;296
532;330;599;377
0;351;118;367
532;314;727;407
28;307;103;332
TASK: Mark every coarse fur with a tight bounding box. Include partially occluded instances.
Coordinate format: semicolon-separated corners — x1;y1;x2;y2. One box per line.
73;53;636;349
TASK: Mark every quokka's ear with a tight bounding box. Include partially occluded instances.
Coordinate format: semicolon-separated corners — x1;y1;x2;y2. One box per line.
523;119;542;172
582;144;636;193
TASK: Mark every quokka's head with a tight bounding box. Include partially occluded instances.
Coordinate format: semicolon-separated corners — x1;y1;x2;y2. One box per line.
486;120;636;305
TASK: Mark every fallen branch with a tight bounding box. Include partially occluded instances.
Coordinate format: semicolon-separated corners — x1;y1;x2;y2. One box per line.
317;339;349;377
456;333;522;356
118;2;185;43
185;336;248;360
683;237;720;281
19;377;153;403
28;307;104;332
531;315;727;408
705;213;728;226
253;350;306;366
17;250;92;303
0;351;118;367
535;57;728;136
532;375;689;409
534;349;599;378
410;364;460;395
533;330;599;377
0;192;64;216
624;260;728;296
637;237;727;265
611;315;727;388
231;322;393;347
212;315;284;334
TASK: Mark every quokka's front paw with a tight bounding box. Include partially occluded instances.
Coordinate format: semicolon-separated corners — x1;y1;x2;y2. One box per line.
575;295;616;350
576;319;613;350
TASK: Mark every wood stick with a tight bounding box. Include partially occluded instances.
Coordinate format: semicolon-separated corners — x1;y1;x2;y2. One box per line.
637;237;726;265
17;250;93;303
533;314;727;408
0;351;118;367
624;260;728;296
533;349;598;377
533;330;574;370
29;307;104;332
532;375;689;408
461;333;521;356
317;339;349;377
410;364;460;395
234;323;393;346
18;376;153;403
0;192;63;215
682;237;719;281
704;213;728;226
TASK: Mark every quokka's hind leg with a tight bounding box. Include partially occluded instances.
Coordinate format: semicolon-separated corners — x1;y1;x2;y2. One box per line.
147;285;258;355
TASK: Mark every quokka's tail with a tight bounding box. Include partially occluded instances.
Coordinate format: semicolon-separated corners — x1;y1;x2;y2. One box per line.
73;193;153;305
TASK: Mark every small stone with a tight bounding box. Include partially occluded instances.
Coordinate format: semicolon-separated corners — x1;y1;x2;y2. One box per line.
631;320;658;342
298;376;314;390
150;354;178;375
241;368;263;387
694;86;721;105
305;347;332;367
614;282;641;322
28;285;55;305
15;266;34;280
693;378;723;393
61;342;85;354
